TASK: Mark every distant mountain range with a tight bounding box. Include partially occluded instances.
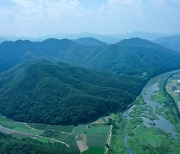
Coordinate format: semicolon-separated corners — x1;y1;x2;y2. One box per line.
73;37;107;47
113;31;165;40
0;37;180;124
1;37;179;76
0;31;169;44
154;35;180;52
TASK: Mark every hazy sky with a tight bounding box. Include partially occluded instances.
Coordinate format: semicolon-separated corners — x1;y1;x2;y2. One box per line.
0;0;180;36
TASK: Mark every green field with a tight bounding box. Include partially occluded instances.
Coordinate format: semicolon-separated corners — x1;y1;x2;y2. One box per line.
72;126;87;135
87;134;107;148
86;125;110;148
128;125;180;154
29;123;75;133
108;113;127;154
83;146;104;154
36;136;52;143
0;115;110;153
0;116;76;147
87;125;110;135
0;116;43;135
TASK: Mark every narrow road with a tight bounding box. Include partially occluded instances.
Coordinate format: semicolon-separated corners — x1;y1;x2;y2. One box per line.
0;124;70;147
105;124;113;154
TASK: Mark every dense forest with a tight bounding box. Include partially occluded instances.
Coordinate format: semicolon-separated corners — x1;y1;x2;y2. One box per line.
0;132;78;154
85;38;180;76
0;38;180;125
0;60;141;125
1;38;180;75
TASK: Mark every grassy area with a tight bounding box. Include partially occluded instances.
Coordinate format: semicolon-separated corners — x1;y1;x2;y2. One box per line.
128;125;180;154
35;136;52;143
85;125;110;148
127;76;180;154
135;96;146;105
127;118;143;133
87;134;107;148
129;96;158;122
87;125;110;135
72;126;87;135
108;113;128;154
0;116;43;135
29;123;74;133
108;74;180;154
0;115;110;153
83;146;104;154
0;116;13;123
155;80;180;143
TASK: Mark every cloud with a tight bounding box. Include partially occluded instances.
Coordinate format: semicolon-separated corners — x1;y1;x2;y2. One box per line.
0;0;179;36
10;0;88;20
99;0;143;14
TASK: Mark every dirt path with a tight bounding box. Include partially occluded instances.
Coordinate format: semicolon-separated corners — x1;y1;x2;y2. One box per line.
0;124;70;147
105;124;113;154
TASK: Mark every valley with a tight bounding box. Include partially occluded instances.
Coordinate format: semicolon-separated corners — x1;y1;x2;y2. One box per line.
1;69;178;154
0;38;180;153
0;1;180;153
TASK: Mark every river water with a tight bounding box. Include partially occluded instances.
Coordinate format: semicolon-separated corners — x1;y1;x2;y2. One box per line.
123;70;180;154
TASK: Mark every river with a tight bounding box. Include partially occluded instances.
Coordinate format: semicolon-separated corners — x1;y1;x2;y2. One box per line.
123;70;180;154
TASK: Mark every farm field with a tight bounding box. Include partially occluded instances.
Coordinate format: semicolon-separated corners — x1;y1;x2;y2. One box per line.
83;146;105;154
0;115;111;153
166;73;180;110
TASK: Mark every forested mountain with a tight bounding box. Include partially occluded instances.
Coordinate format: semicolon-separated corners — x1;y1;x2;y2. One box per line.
0;60;141;125
154;35;180;52
41;32;121;44
85;38;180;76
0;132;78;154
74;37;107;47
0;38;180;125
0;39;90;72
1;38;180;76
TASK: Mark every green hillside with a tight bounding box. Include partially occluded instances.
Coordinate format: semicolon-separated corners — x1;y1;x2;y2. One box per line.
85;38;180;76
0;38;180;125
0;60;141;125
0;39;90;72
0;132;78;154
154;35;180;52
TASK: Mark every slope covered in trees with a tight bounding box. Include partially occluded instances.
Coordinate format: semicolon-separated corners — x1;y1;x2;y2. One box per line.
0;60;141;125
0;39;90;72
0;38;180;125
0;132;78;154
1;38;180;76
85;38;180;76
154;35;180;52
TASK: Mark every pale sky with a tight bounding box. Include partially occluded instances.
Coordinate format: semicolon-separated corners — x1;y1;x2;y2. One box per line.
0;0;180;37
